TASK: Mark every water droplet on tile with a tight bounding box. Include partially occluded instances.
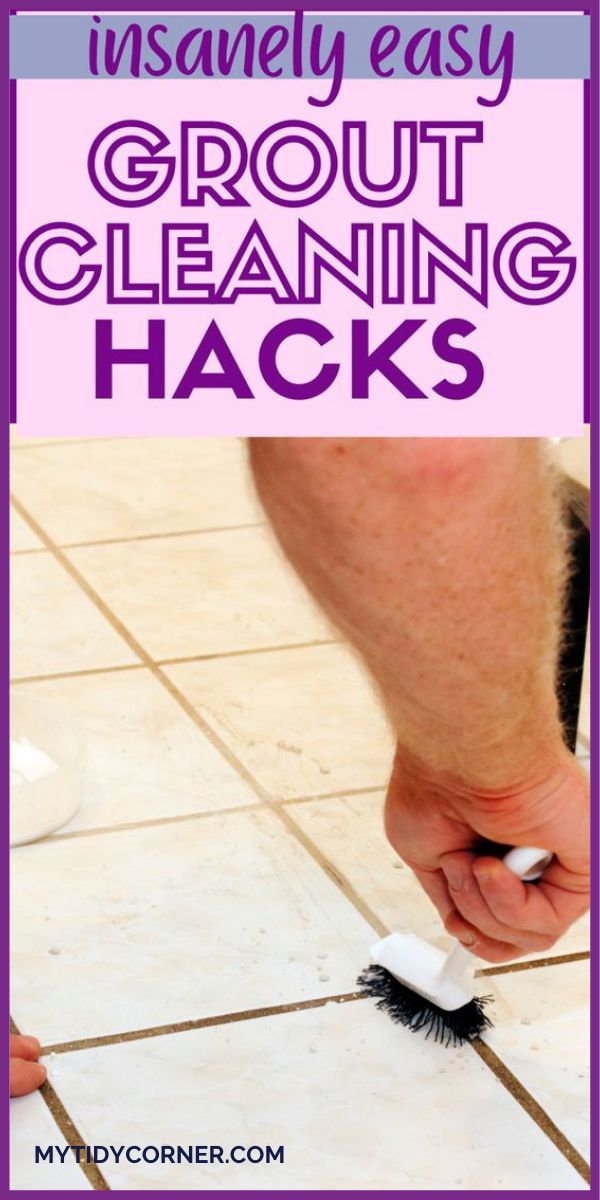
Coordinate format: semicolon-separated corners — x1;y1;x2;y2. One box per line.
309;1044;317;1054
317;952;328;960
520;1017;531;1025
531;1043;541;1051
318;973;330;982
48;947;61;956
393;861;403;870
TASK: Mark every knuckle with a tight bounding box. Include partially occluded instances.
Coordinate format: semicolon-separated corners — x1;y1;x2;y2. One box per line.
444;910;465;937
537;931;559;950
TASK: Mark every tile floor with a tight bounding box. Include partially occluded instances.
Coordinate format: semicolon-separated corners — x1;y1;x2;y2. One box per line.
10;437;591;1191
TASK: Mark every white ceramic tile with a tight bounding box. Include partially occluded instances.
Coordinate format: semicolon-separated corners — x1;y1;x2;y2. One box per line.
10;554;138;679
166;643;393;799
484;960;590;1160
10;506;43;553
16;670;257;834
11;809;375;1044
289;793;591;959
11;438;262;543
10;1091;91;1190
46;1001;586;1191
291;792;445;942
67;526;333;661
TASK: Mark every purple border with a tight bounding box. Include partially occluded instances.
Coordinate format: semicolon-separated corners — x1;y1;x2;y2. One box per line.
3;3;597;1199
3;6;12;1198
5;1192;599;1200
5;0;594;9
588;0;598;1195
9;78;15;426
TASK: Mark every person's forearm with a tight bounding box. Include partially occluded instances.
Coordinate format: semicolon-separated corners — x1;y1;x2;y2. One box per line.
249;437;570;790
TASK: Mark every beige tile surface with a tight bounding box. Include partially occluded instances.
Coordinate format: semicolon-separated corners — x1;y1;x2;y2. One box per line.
11;438;262;544
45;1001;586;1191
11;808;375;1044
484;960;590;1160
166;643;394;799
67;526;333;661
16;670;257;834
10;1092;90;1190
10;554;138;679
291;792;444;942
289;793;591;959
10;506;44;553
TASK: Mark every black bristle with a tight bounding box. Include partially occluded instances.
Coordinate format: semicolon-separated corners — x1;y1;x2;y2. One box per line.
357;964;493;1047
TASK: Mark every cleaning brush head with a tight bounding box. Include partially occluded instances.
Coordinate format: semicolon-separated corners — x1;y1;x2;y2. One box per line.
359;850;552;1045
357;963;493;1046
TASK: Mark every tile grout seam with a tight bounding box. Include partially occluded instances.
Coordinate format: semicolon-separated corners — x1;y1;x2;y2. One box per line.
38;787;387;844
33;951;591;1057
471;1039;590;1184
10;640;341;687
10;517;267;553
10;1018;110;1191
37;993;366;1056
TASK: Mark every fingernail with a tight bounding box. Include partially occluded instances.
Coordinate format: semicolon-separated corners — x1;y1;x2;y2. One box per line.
460;933;476;947
445;867;464;891
23;1036;41;1051
35;1064;47;1082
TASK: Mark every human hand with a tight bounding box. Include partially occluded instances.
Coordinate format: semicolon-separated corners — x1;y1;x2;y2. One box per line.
10;1034;46;1097
384;746;590;962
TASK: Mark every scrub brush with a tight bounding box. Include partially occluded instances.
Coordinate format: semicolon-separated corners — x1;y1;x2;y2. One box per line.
357;846;552;1046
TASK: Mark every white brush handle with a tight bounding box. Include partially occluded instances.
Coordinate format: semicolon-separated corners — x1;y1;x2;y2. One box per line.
443;845;552;977
502;846;552;882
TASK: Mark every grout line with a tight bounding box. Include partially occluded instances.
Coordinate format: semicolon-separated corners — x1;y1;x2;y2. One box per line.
48;520;265;551
9;521;267;556
273;804;388;938
157;638;339;667
40;993;365;1056
36;790;380;846
38;1082;111;1190
41;802;264;844
280;786;385;805
10;662;147;686
9;494;273;804
11;499;396;1098
10;1017;110;1190
9;647;340;687
471;1039;591;1184
153;666;274;800
477;950;590;978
